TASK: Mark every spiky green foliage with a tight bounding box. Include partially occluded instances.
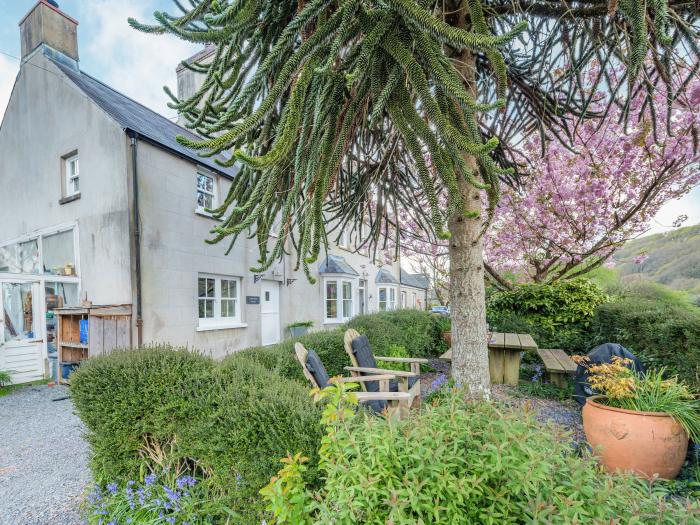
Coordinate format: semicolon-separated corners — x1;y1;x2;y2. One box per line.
130;0;697;280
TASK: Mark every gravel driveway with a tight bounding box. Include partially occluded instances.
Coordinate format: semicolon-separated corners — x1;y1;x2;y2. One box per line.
0;385;89;525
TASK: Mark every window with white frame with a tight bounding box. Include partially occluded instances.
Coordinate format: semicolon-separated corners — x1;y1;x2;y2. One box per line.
401;291;407;309
325;278;354;322
378;286;396;311
412;292;417;308
196;172;217;212
65;154;80;197
337;228;349;249
198;275;241;327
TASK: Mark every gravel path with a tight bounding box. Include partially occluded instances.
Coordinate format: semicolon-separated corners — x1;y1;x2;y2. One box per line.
0;385;89;525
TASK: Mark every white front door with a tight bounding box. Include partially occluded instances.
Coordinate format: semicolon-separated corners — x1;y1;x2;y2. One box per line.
260;281;280;346
0;280;45;384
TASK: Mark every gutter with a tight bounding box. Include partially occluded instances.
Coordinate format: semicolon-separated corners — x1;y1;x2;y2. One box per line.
130;131;144;346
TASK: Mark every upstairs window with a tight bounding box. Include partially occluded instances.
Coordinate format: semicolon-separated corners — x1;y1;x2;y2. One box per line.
61;151;80;202
196;172;217;213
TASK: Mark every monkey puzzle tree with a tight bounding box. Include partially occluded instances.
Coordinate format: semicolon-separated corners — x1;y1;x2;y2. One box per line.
131;0;700;398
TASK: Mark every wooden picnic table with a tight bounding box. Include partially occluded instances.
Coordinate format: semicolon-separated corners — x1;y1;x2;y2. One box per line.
439;332;538;386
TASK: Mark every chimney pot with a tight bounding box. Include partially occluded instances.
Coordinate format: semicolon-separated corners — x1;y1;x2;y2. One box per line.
19;0;78;62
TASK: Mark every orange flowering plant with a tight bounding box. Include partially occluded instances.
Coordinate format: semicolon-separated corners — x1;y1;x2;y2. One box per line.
573;355;700;441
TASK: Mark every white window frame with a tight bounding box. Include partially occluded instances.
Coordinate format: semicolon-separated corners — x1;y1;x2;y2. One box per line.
324;276;355;323
378;285;397;311
337;228;349;249
412;292;417;308
401;290;407;309
65;154;80;197
197;274;244;330
196;172;218;215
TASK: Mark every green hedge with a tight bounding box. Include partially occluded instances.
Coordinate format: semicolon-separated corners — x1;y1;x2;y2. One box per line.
235;329;346;378
591;293;700;390
234;310;445;381
347;309;446;358
70;346;323;523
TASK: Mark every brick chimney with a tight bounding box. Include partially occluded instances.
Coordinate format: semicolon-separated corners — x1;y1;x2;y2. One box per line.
19;0;78;63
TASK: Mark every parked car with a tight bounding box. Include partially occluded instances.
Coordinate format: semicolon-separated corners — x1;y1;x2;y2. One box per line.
431;305;450;316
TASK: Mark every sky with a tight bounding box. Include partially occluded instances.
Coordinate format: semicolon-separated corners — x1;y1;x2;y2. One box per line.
0;0;698;236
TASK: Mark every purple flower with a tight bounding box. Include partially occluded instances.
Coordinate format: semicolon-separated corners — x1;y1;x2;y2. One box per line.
145;473;157;486
176;475;196;489
106;483;118;495
166;518;176;524
431;373;447;390
164;486;180;502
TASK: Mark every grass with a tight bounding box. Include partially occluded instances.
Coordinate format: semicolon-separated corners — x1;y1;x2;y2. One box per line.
0;379;49;397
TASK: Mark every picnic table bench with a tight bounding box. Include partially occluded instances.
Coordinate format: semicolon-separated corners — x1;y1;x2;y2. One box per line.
536;348;578;387
440;332;538;386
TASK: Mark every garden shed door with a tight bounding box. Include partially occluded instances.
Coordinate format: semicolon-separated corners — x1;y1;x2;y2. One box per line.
260;281;280;346
0;280;45;384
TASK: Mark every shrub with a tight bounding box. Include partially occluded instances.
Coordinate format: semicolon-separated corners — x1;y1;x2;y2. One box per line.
0;370;11;387
487;279;608;353
71;346;323;524
347;309;445;358
590;290;700;390
236;328;347;379
264;385;699;524
375;344;411;371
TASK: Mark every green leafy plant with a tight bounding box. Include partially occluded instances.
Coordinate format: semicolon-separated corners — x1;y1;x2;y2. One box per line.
347;310;446;358
515;380;574;403
263;384;699;524
0;370;11;387
590;284;700;390
70;346;323;523
578;357;700;442
376;344;411;371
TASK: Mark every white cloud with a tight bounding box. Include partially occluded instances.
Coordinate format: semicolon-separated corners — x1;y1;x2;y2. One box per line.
82;0;199;119
0;54;19;121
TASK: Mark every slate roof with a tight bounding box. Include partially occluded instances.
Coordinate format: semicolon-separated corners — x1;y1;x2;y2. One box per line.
375;268;399;284
51;59;237;178
400;269;429;290
319;255;359;276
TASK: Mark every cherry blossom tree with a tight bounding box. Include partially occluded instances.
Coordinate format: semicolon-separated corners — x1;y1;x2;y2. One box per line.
401;69;700;289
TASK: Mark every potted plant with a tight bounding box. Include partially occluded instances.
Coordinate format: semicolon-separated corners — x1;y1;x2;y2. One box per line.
288;321;313;338
576;356;700;479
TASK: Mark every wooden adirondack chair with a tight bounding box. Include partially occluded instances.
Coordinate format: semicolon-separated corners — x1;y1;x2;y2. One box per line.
343;328;427;408
294;342;411;420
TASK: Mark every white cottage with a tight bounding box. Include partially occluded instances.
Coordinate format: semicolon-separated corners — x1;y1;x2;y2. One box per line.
0;1;429;384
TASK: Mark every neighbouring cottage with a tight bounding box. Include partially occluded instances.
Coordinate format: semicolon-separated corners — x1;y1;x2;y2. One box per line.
0;1;429;384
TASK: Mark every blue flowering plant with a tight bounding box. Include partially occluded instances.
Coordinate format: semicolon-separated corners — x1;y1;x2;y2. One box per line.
424;373;457;405
86;470;225;524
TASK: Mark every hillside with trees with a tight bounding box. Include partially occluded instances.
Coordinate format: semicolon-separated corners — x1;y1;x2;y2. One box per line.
614;224;700;305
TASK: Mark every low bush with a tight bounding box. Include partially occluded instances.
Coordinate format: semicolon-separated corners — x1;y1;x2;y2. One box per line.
590;287;700;390
71;346;323;524
347;309;445;358
263;385;700;524
236;328;346;378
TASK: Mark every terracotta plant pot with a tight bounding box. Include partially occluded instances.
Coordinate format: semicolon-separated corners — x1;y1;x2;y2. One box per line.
442;331;451;348
582;396;689;479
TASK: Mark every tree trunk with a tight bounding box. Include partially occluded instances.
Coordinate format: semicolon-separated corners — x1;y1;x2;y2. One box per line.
448;171;491;399
448;6;491;399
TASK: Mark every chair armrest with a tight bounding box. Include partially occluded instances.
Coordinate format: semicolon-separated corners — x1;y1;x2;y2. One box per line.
355;392;412;402
331;374;397;384
345;366;418;377
375;356;431;364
